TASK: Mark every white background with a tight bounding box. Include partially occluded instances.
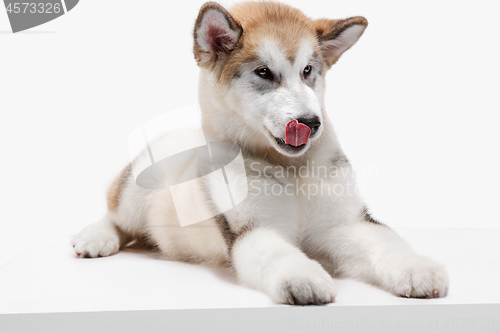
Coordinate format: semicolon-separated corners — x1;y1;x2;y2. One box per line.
1;0;499;268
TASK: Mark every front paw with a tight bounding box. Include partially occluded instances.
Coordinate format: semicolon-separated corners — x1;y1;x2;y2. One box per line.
387;255;449;298
269;256;337;305
72;222;120;258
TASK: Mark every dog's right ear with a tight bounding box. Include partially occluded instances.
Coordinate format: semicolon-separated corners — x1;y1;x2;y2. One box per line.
193;2;243;68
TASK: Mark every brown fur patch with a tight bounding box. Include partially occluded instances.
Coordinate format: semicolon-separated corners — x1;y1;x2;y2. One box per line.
202;2;368;83
214;213;254;258
219;1;321;84
330;153;350;167
106;163;132;212
361;206;387;227
214;214;235;249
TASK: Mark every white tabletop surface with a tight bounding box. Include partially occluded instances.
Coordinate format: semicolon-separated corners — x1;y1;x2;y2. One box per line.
0;228;498;314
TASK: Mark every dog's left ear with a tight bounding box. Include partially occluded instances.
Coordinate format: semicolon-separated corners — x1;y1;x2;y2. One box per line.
193;2;243;69
315;16;368;68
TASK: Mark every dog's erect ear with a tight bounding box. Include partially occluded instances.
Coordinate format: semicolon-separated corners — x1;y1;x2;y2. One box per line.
315;16;368;68
193;2;243;68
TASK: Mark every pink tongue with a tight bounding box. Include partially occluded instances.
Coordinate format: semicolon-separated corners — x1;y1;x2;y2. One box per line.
285;120;311;147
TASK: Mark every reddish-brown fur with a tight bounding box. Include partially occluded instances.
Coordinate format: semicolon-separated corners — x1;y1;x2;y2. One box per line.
194;2;367;83
222;2;320;84
106;164;131;212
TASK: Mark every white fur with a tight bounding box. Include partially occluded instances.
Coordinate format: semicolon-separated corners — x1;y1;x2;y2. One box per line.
73;6;449;305
215;38;324;157
232;228;337;304
72;215;121;258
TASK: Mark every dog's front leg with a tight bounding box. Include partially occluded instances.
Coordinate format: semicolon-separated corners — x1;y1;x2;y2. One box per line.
302;155;449;298
319;215;450;298
217;163;337;305
231;227;337;305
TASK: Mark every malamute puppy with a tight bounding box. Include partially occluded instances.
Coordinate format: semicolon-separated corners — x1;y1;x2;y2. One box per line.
73;1;449;305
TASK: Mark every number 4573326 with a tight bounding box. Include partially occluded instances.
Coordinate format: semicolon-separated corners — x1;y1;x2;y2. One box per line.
6;3;61;14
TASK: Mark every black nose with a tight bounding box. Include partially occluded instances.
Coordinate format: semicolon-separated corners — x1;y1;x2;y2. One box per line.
297;116;321;135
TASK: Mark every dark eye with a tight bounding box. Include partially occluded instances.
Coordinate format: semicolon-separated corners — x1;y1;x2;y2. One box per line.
255;66;271;79
303;65;312;76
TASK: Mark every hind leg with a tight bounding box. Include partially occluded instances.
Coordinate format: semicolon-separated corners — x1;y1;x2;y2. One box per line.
72;214;131;258
72;162;149;258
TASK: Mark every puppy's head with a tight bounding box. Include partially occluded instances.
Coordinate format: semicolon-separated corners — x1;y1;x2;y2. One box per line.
194;1;367;157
